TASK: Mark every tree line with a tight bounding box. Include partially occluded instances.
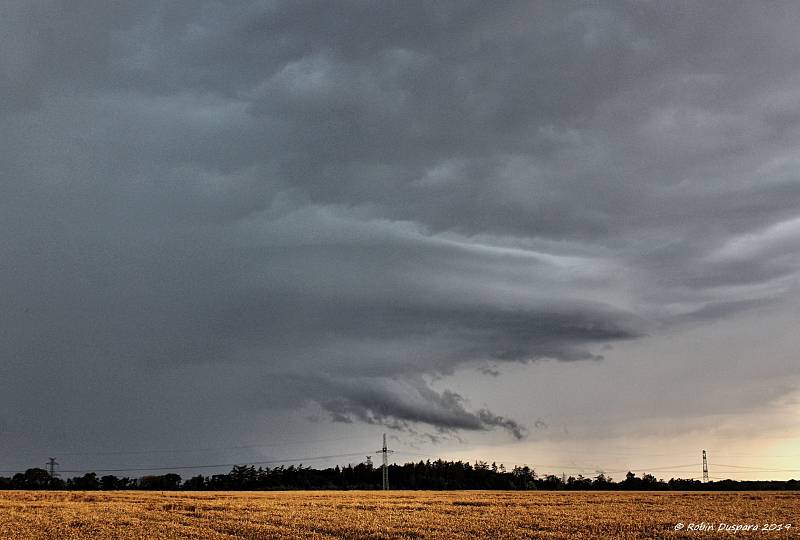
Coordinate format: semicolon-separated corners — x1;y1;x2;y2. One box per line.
1;460;798;491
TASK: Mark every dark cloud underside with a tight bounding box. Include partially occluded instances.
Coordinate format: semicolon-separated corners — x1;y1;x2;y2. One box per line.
2;1;800;452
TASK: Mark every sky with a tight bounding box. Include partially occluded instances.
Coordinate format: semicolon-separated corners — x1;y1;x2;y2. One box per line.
1;1;800;481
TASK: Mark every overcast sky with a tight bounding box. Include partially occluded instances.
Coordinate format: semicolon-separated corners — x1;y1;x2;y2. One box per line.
2;1;800;481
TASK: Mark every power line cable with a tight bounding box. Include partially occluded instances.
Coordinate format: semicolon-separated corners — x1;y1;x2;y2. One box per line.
2;449;796;479
5;435;375;458
0;451;372;475
712;464;800;473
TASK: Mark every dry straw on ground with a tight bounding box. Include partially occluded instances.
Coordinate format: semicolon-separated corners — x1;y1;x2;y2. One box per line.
0;490;797;539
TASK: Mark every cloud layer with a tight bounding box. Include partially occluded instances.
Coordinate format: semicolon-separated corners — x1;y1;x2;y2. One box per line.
2;1;800;456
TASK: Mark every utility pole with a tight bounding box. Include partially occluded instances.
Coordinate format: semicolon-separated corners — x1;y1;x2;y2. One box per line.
47;457;59;479
702;450;709;483
375;433;394;490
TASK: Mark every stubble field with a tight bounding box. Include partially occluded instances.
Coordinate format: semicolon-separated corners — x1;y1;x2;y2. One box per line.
0;490;797;539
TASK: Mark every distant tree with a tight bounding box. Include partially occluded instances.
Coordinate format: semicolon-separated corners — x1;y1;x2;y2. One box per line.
13;468;51;489
566;474;592;490
139;474;181;490
100;475;119;490
641;473;658;489
230;465;258;489
538;474;564;490
68;473;100;490
511;465;536;489
593;473;613;489
183;475;206;490
621;471;638;489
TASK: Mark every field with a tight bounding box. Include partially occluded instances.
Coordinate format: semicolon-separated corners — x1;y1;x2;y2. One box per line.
0;491;797;539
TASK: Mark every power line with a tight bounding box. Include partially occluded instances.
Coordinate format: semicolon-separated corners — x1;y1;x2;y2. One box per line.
710;452;800;458
1;442;796;480
394;451;699;474
712;464;800;473
0;451;372;475
8;435;376;458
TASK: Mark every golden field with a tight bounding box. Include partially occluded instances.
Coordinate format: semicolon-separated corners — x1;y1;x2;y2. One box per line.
0;490;797;539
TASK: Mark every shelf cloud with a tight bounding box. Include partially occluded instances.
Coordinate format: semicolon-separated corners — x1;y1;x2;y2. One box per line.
2;1;800;461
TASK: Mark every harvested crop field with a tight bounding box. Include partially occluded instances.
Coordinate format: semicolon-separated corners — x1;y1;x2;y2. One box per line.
0;490;797;539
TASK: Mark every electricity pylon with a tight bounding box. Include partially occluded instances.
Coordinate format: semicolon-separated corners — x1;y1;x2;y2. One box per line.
702;450;709;483
47;457;59;478
376;433;394;490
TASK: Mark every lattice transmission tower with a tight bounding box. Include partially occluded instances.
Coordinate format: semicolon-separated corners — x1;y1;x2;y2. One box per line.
376;433;394;490
47;457;59;479
702;450;709;483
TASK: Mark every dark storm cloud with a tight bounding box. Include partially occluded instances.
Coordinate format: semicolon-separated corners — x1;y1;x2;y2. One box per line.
269;375;526;439
3;0;800;455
